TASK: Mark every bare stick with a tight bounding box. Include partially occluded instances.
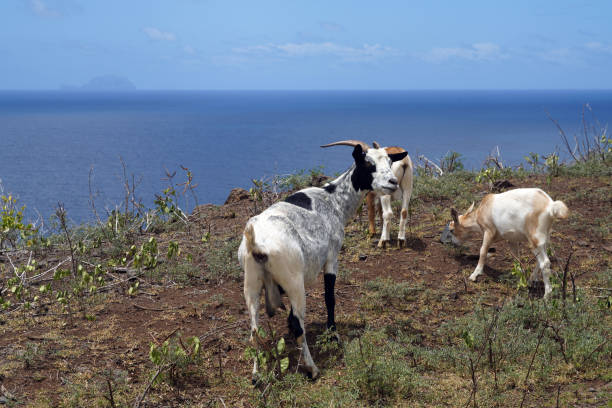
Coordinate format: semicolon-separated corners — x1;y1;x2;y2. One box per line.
133;364;168;408
519;326;546;408
198;320;247;343
28;257;70;283
418;155;444;176
88;166;105;231
56;203;77;277
547;111;580;162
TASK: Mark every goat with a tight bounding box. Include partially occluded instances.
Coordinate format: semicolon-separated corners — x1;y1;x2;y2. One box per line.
238;140;407;381
443;188;569;298
365;145;413;247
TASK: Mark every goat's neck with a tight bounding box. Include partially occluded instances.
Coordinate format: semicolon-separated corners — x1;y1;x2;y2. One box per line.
324;165;368;225
461;210;483;234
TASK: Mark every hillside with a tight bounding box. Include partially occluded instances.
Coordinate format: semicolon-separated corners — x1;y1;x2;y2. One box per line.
0;158;610;407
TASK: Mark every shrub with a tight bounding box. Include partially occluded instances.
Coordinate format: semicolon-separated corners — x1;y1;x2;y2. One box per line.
344;330;418;405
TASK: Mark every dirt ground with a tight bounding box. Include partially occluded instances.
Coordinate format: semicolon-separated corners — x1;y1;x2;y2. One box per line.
0;172;610;407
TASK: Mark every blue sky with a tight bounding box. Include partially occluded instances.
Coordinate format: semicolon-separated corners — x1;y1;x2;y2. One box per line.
2;0;611;89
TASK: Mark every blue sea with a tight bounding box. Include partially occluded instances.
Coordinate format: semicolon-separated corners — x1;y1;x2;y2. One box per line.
1;90;610;225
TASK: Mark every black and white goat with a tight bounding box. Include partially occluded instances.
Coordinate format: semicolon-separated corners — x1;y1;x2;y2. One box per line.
238;140;407;380
365;144;413;248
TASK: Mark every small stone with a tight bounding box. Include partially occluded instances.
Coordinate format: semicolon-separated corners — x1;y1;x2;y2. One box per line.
577;240;588;247
588;387;596;393
358;254;368;261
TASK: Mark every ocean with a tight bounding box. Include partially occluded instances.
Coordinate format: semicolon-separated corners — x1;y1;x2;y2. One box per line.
0;90;610;225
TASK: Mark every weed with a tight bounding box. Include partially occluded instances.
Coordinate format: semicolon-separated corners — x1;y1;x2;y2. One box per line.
344;330;418;404
439;151;465;173
148;332;203;388
205;237;242;282
362;277;422;313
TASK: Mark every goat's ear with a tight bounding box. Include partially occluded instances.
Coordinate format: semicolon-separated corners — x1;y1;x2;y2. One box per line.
466;202;475;213
451;208;459;223
388;151;408;162
352;144;366;163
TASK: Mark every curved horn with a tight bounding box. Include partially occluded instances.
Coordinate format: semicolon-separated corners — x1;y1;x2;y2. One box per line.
320;140;370;151
372;141;380;149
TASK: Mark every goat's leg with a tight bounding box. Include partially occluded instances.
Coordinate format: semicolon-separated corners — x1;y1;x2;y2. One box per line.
287;287;319;379
469;230;494;281
397;188;412;248
533;245;553;299
323;260;341;343
243;257;264;383
377;195;393;248
366;192;377;236
324;273;337;331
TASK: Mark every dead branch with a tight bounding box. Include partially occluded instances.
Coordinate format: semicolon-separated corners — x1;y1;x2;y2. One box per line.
133;364;169;408
519;325;546;408
418;155;444;177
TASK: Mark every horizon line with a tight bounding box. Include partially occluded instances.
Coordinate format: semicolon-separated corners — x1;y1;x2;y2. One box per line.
1;88;612;92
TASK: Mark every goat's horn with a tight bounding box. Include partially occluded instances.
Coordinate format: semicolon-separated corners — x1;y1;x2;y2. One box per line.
372;141;380;149
320;140;370;151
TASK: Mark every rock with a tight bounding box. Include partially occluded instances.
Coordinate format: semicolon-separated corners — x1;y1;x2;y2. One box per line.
358;254;368;261
577;240;588;247
224;188;250;205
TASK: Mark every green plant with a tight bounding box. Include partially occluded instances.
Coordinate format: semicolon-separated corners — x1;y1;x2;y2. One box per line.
440;151;465;173
148;332;203;386
362;277;422;312
0;192;37;249
205;237;241;282
510;260;529;290
544;151;561;177
166;240;180;260
245;328;290;386
524;152;543;173
154;186;188;224
133;237;159;270
344;330;417;404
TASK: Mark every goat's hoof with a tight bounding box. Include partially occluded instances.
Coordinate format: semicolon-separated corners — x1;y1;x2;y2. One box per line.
306;367;320;380
377;240;388;249
468;275;478;282
251;374;260;386
397;239;405;248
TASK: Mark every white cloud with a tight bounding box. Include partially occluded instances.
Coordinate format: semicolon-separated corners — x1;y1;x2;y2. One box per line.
425;42;507;62
143;27;176;41
585;41;612;53
183;45;195;55
233;42;399;62
539;47;572;64
29;0;60;17
319;21;344;32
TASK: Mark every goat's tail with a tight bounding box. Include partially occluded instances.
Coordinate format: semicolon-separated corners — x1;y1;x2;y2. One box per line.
243;223;282;317
549;200;569;220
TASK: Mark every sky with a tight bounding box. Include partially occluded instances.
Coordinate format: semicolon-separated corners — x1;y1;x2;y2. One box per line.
2;0;612;90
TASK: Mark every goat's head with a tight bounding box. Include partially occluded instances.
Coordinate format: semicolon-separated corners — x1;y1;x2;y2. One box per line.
321;140;407;193
442;203;475;245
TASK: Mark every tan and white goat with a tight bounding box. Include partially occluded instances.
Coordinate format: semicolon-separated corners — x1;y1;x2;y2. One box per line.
444;188;569;298
366;145;413;248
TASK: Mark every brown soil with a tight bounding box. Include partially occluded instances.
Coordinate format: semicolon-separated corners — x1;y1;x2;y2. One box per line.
0;173;610;407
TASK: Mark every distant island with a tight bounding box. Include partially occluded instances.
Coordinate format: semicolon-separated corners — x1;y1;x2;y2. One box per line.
60;75;136;91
